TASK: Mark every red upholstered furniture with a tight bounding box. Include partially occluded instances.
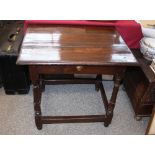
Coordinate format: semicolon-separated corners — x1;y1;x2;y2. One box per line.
24;20;143;49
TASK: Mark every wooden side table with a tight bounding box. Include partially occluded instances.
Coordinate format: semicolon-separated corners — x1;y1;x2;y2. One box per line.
17;25;138;130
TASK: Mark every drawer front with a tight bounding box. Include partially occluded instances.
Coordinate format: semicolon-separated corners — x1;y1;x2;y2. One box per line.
35;65;126;75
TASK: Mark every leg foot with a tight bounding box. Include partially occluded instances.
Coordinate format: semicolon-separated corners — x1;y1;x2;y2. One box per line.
36;124;42;130
134;115;142;121
104;122;110;127
35;116;42;130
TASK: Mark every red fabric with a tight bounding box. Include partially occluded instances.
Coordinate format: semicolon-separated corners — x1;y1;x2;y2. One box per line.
115;20;143;49
24;20;143;49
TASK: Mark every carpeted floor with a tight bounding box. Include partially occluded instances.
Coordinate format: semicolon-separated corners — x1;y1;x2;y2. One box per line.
0;81;149;135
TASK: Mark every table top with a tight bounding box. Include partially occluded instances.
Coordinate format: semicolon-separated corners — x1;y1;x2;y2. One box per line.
17;25;138;66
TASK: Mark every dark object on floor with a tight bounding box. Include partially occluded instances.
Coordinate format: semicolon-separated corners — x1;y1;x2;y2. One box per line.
124;66;155;118
0;20;30;94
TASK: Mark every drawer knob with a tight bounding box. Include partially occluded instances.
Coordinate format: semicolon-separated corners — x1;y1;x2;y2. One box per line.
76;66;83;71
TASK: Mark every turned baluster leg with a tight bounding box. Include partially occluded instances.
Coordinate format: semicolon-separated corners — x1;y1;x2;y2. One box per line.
29;66;43;130
33;84;42;130
104;73;124;127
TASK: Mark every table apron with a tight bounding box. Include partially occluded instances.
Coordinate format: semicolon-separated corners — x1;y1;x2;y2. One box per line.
29;65;126;75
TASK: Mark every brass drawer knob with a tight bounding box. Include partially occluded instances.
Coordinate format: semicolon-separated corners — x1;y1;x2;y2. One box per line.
76;66;83;71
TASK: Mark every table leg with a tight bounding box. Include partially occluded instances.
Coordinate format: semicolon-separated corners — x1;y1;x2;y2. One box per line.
95;75;102;91
40;79;45;92
104;73;124;127
29;66;43;130
29;66;125;129
33;84;42;130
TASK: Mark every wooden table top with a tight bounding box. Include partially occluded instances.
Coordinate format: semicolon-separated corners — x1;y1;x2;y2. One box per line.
17;25;138;66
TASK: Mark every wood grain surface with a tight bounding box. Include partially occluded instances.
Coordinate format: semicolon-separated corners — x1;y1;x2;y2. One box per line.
17;25;137;66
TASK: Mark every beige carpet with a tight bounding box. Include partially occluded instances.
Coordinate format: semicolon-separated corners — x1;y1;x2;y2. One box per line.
0;81;149;135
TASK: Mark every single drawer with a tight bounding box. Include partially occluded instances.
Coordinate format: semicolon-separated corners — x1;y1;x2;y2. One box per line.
34;65;126;75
